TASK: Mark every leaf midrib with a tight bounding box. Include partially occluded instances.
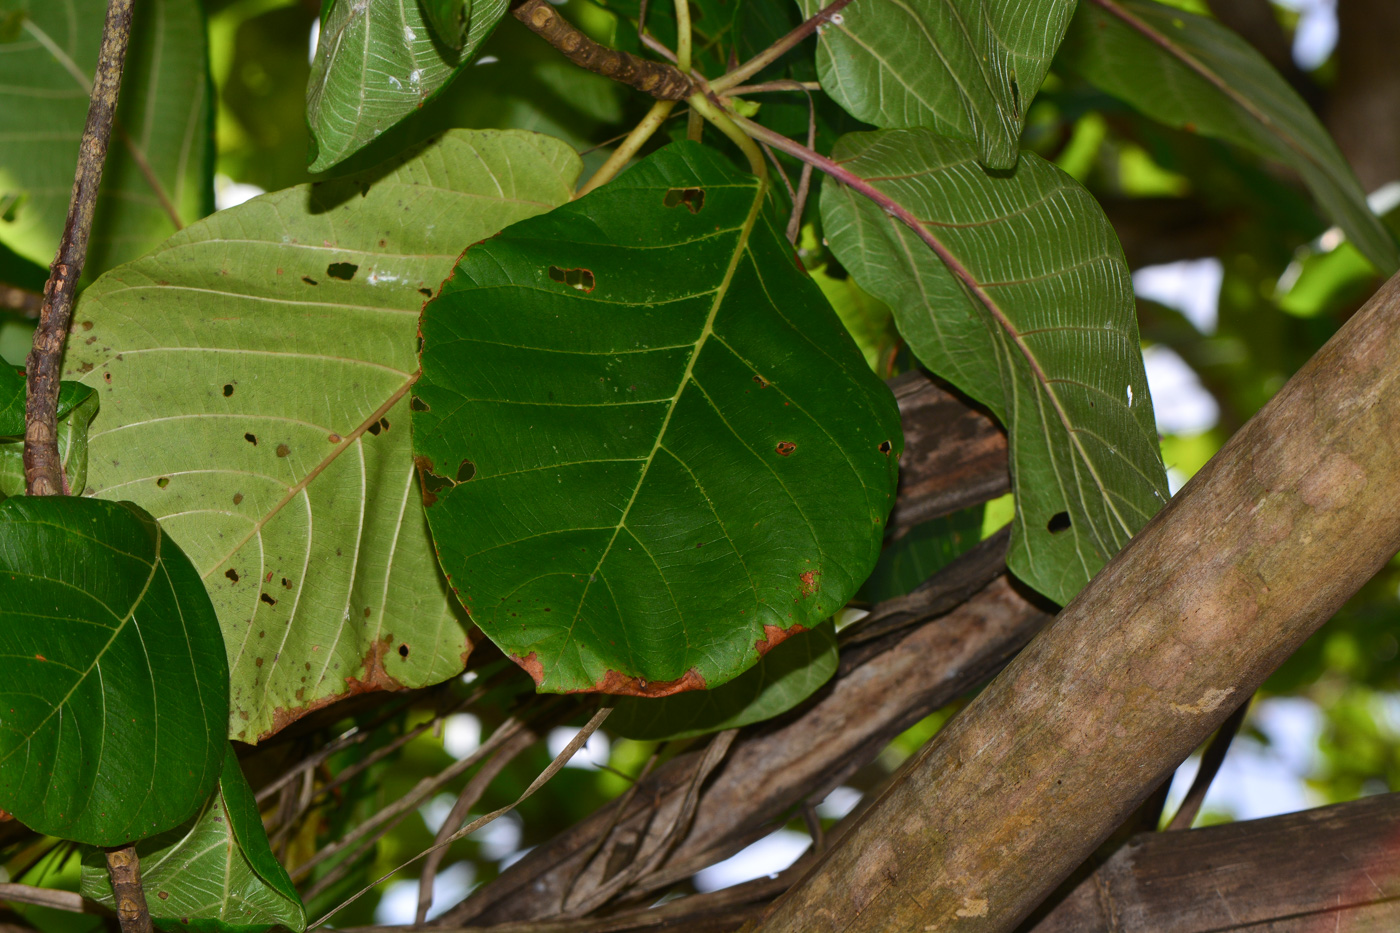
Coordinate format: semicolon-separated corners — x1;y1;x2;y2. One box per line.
564;179;767;645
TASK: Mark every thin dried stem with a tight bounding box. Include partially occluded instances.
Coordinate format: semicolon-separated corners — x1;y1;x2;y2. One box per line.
311;708;615;928
579;99;677;196
24;0;135;495
512;0;692;100
105;847;153;933
1166;696;1252;831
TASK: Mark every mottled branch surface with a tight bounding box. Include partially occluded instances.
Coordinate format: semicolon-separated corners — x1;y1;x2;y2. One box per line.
1028;791;1400;932
511;0;692;100
753;272;1400;932
23;0;135;495
104;847;153;933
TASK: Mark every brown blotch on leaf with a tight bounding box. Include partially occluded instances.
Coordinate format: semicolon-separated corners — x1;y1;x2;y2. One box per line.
798;570;820;597
77;362;93;374
511;652;707;697
276;444;291;458
366;421;382;436
410;395;430;412
1047;511;1071;534
878;439;892;455
244;433;257;445
775;441;796;457
379;417;390;432
663;187;705;213
257;636;409;742
156;477;170;488
398;643;409;658
755;622;807;656
260;593;277;606
157;893;169;901
326;262;358;280
419;287;433;297
223;384;234;397
282;577;292;589
225;568;240;583
232;493;243;505
415;455;458;507
548;266;596;293
302;276;318;286
255;657;264;668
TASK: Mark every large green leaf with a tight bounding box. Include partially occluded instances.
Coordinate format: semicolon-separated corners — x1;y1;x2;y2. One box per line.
81;751;306;933
414;141;901;695
1059;0;1399;274
0;0;213;277
0;385;98;497
607;621;838;741
64;130;581;742
0;496;228;845
822;129;1168;605
307;0;508;172
796;0;1076;170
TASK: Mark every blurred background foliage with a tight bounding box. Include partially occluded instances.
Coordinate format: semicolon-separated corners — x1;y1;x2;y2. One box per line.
4;0;1400;924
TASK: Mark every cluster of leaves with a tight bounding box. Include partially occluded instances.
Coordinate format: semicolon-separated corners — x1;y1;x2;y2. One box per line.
0;0;1396;926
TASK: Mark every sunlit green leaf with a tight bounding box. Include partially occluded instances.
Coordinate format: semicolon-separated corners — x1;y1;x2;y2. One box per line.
414;141;901;695
81;751;306;933
823;129;1168;605
64;130;581;742
1059;0;1400;274
307;0;508;172
796;0;1077;169
608;622;838;741
0;0;213;277
0;496;229;845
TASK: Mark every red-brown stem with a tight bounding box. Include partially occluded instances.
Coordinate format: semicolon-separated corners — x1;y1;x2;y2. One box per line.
24;0;135;496
105;847;154;933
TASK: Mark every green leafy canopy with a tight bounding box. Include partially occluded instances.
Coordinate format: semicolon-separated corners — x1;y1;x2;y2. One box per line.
65;129;581;742
413;142;902;695
0;496;229;846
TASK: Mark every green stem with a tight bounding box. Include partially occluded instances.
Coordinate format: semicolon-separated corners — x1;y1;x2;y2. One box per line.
579;99;678;196
674;0;692;74
687;92;767;181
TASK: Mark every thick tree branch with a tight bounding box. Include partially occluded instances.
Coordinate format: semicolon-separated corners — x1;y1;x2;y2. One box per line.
511;0;692;100
752;271;1400;932
23;0;135;496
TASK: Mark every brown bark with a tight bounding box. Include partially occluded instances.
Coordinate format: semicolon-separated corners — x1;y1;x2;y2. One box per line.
1027;792;1400;932
750;272;1400;933
511;0;692;101
104;847;153;933
1329;0;1400;192
24;0;134;496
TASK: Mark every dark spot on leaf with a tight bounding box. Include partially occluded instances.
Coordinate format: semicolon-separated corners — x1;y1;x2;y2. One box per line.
276;444;290;457
81;321;93;331
379;417;390;432
302;276;317;285
775;441;796;457
156;477;170;488
663;187;705;213
878;440;892;455
398;644;409;658
364;607;371;618
103;372;112;383
232;492;243;505
255;657;264;668
367;421;382;436
457;459;476;482
77;362;93;373
411;395;430;412
327;262;358;280
245;433;257;445
753;375;768;388
158;893;168;901
223;384;234;397
1047;511;1072;534
548;266;596;292
419;287;433;297
260;593;277;606
282;577;292;589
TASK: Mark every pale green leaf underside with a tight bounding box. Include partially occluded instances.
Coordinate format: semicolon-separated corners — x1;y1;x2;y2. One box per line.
65;130;580;742
307;0;508;172
0;497;228;846
0;0;212;276
81;753;306;933
1059;0;1399;274
608;622;838;741
414;141;902;694
822;129;1168;605
798;0;1076;169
